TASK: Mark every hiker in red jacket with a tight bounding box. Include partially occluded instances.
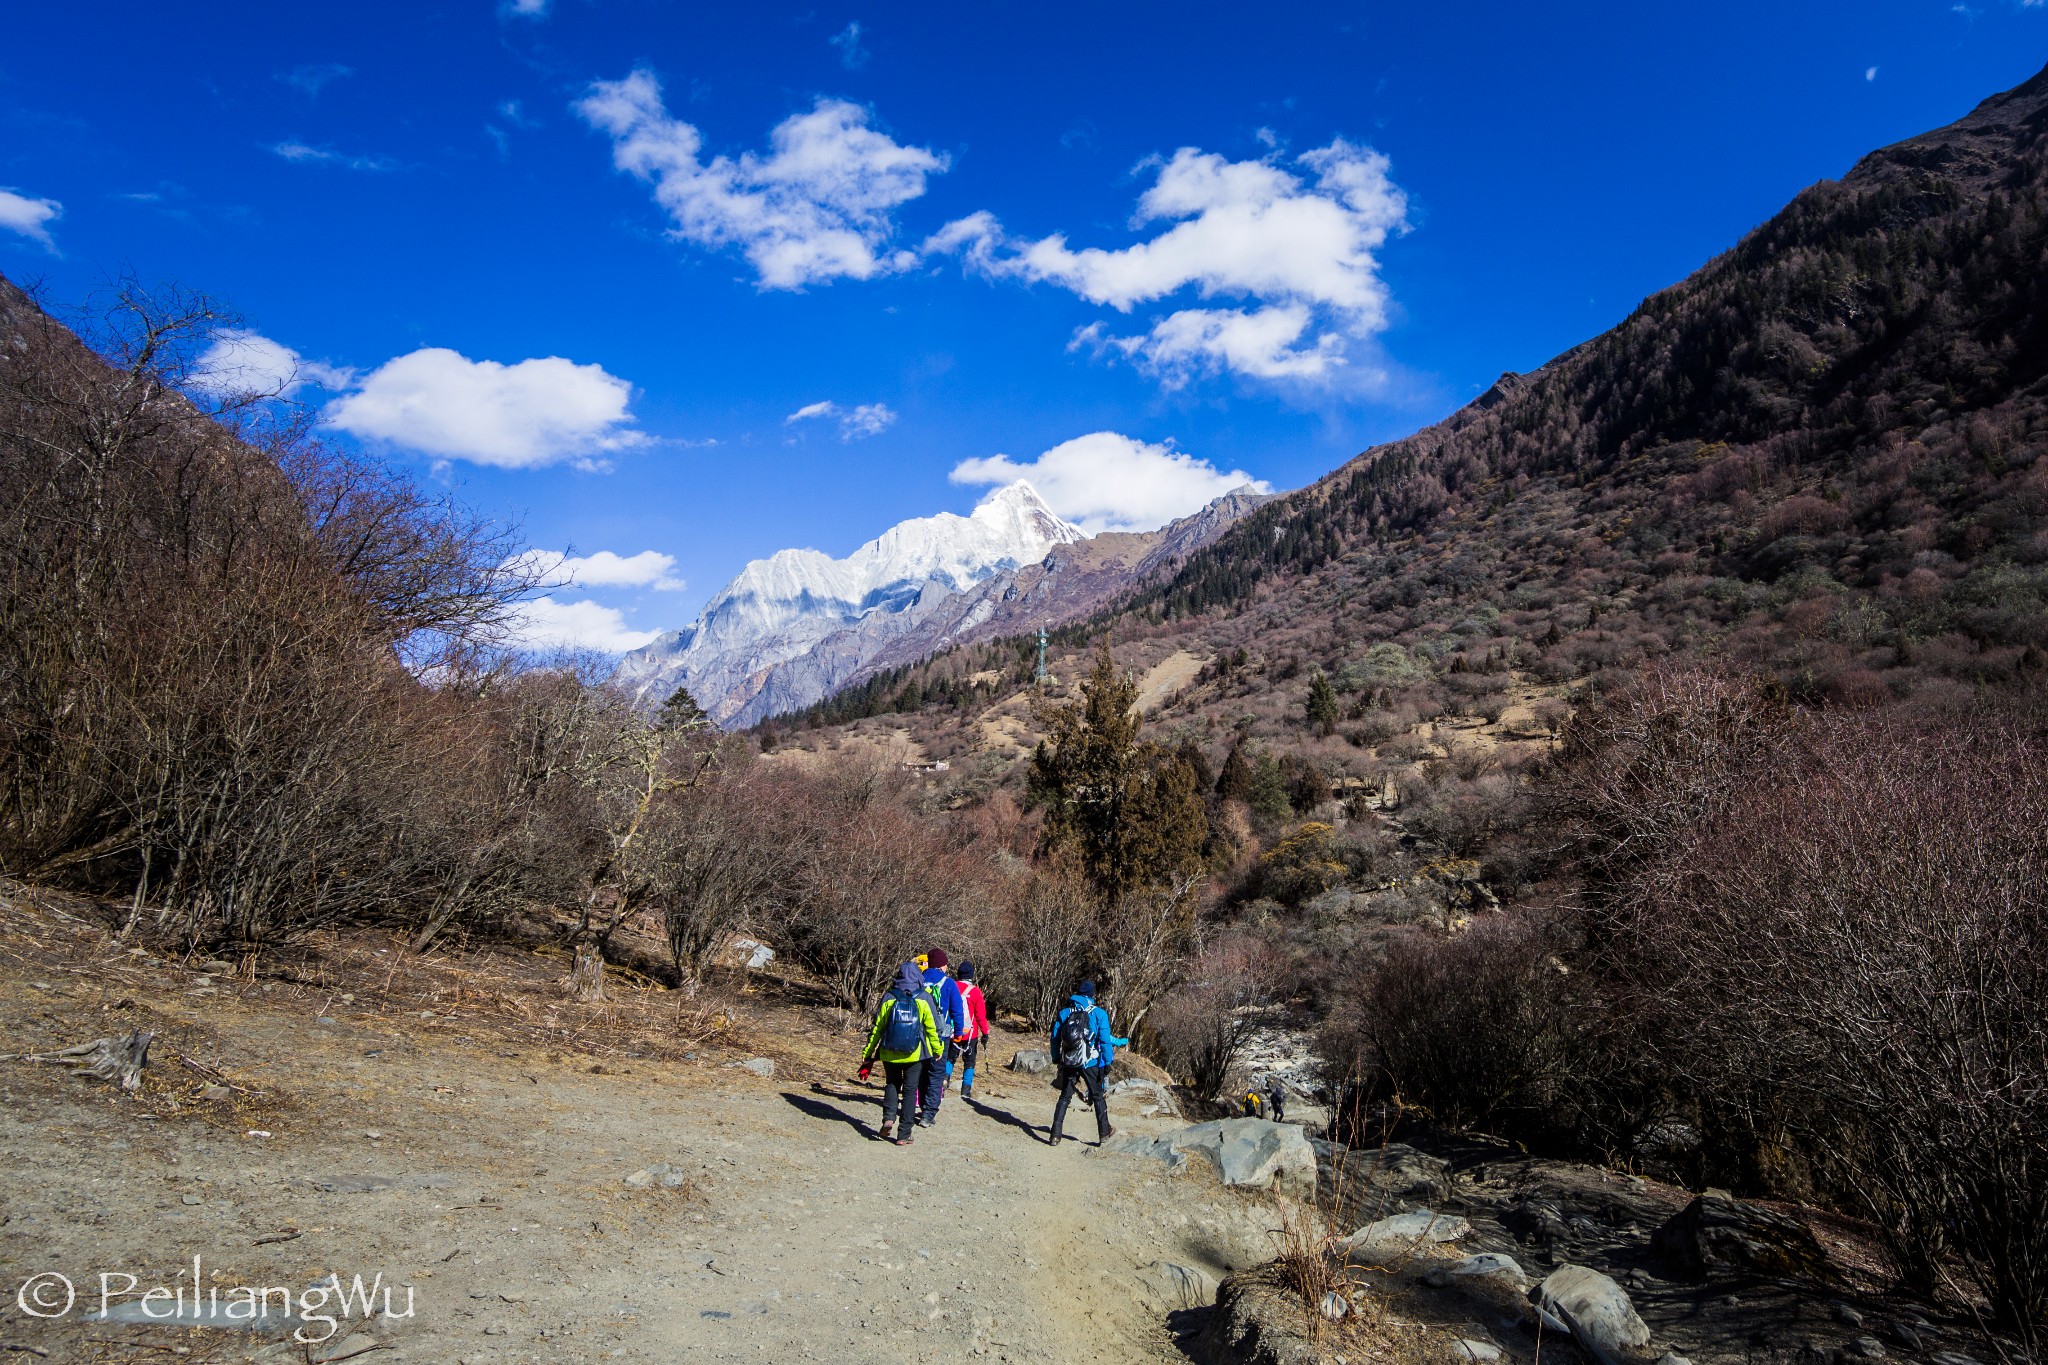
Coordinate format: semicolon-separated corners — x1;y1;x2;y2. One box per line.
950;960;992;1100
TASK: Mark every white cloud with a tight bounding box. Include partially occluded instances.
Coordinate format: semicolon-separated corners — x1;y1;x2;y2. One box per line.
503;597;661;653
505;0;549;14
324;348;647;469
830;21;870;69
785;399;898;440
1866;66;1879;81
928;138;1407;386
950;431;1270;534
576;68;946;289
272;141;395;172
0;188;62;249
190;329;355;399
509;548;685;592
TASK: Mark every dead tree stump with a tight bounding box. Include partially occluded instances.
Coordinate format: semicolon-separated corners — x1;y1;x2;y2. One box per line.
45;1030;154;1090
567;945;606;1002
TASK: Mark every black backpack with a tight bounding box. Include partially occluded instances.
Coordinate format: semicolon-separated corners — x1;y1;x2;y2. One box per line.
1054;1006;1099;1069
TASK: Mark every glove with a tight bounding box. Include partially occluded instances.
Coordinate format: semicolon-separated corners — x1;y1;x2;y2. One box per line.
858;1063;872;1082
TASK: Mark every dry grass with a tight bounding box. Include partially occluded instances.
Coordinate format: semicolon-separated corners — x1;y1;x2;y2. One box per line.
0;878;813;1102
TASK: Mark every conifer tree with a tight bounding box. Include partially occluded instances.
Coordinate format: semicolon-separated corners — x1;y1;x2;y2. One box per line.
1030;643;1207;905
1305;668;1340;737
1217;737;1255;800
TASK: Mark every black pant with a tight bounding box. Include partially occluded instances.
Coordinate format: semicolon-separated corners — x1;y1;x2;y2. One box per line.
919;1042;954;1120
1052;1065;1110;1141
881;1059;924;1128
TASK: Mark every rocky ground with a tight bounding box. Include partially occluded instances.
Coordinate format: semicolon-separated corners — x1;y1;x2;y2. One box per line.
0;883;2018;1365
0;885;1454;1365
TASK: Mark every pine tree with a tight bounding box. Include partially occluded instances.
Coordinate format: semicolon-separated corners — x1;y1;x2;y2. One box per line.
1216;737;1255;800
1030;643;1207;905
659;687;711;733
1305;668;1340;737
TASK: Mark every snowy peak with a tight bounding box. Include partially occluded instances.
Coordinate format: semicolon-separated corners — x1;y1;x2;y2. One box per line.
705;481;1081;631
614;482;1083;718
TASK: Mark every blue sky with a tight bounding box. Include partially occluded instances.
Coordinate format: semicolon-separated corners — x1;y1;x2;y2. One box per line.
4;1;2044;650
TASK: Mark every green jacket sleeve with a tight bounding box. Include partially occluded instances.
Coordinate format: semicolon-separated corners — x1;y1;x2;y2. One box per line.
919;998;943;1059
863;999;889;1061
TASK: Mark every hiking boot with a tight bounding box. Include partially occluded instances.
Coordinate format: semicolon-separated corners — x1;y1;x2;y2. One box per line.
894;1134;914;1147
877;1122;893;1142
961;1086;975;1100
1047;1132;1062;1147
1100;1126;1117;1143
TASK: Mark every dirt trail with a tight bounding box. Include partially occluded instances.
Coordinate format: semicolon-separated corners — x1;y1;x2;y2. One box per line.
0;945;1276;1365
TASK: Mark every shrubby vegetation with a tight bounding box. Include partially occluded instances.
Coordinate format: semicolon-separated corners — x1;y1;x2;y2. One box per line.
1322;667;2048;1334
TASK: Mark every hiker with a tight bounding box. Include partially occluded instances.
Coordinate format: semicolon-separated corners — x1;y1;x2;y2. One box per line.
950;960;991;1099
918;949;968;1126
1048;980;1128;1147
859;961;943;1146
1265;1077;1288;1124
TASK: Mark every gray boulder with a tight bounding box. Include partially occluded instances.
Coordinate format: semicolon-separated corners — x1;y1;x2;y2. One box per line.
1105;1077;1178;1117
624;1162;690;1189
1009;1049;1054;1076
1334;1143;1452;1209
1344;1210;1471;1259
1528;1265;1652;1364
1424;1252;1531;1293
1105;1118;1317;1199
1651;1191;1833;1282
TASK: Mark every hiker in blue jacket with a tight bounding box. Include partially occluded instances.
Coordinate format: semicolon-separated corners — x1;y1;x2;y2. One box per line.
1047;980;1128;1147
917;949;968;1127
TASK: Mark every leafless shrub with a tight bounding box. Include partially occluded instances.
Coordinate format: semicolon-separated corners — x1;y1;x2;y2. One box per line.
0;280;531;950
980;861;1099;1027
1319;916;1601;1144
1617;704;2048;1334
1149;934;1283;1099
768;759;992;1013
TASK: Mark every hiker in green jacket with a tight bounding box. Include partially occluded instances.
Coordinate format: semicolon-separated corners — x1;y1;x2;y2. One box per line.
859;961;945;1146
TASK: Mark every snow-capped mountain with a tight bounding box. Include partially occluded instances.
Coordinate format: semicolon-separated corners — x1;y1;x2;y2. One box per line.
615;482;1085;725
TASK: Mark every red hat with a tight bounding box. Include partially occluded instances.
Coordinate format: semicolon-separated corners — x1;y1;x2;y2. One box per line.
926;948;949;969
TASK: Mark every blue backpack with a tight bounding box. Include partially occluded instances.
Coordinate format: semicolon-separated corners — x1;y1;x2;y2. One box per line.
880;989;924;1054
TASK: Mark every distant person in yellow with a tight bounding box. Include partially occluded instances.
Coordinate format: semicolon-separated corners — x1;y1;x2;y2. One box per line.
858;961;943;1147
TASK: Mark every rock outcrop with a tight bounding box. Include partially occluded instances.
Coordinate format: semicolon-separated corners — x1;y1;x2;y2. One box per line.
1343;1209;1471;1260
1105;1118;1317;1199
1650;1190;1835;1283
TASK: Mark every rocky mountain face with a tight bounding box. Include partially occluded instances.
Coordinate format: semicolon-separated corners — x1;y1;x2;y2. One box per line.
614;482;1261;732
616;481;1084;725
618;481;1271;729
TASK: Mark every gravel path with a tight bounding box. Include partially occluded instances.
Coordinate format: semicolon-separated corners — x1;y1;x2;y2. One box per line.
0;980;1275;1365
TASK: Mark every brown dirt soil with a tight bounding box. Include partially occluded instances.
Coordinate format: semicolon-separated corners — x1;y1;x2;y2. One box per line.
0;884;1335;1365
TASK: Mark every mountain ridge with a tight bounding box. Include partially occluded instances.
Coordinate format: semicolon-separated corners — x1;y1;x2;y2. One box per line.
779;60;2048;747
616;480;1273;729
